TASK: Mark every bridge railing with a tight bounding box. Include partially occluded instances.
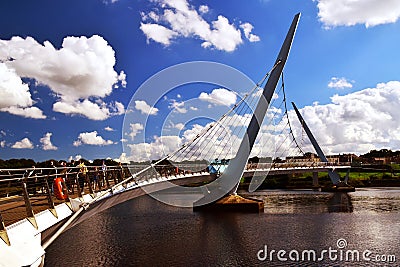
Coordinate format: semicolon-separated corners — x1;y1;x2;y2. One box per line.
246;161;352;170
0;165;132;228
0;162;213;232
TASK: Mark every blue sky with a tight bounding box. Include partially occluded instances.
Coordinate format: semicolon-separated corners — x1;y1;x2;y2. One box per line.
1;0;400;162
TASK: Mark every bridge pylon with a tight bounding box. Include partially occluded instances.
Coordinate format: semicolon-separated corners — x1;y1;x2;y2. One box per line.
195;13;301;210
291;102;355;192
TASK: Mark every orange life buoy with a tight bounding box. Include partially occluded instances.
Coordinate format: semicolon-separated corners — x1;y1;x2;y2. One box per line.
54;177;67;200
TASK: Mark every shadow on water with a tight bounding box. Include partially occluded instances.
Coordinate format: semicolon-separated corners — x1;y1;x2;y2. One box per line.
327;192;353;213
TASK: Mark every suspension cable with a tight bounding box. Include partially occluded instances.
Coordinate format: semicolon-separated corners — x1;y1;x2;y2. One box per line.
168;61;282;165
281;72;305;155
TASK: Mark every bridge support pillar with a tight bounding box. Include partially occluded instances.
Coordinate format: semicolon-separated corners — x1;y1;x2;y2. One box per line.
312;172;319;189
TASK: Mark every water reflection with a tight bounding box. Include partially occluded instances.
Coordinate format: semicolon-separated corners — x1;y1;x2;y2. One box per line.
327;192;353;213
196;212;252;266
241;187;400;214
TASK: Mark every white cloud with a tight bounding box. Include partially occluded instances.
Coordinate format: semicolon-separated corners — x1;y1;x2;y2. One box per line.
104;126;115;131
113;101;125;115
169;99;187;113
0;63;32;108
180;123;205;142
11;137;34;149
114;152;129;163
328;77;354;89
174;123;185;130
164;121;185;132
240;22;261;42
68;154;82;162
199;88;237;106
198;5;209;14
0;141;5;148
141;11;161;22
289;81;400;155
315;0;400;28
224;113;252;127
126;119;243;162
179;122;239;159
200;15;242;52
140;0;253;52
117;71;127;88
0;63;46;119
0;35;126;120
135;100;159;115
190;106;198;111
140;23;178;46
103;0;119;4
40;132;58;150
1;106;46;119
128;135;182;162
149;11;161;22
128;123;144;140
73;131;114;146
53;99;123;120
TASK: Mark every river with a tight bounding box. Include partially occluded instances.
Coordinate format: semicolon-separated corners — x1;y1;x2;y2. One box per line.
45;188;400;266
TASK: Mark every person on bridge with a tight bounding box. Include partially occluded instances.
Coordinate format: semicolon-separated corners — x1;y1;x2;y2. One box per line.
101;160;107;188
48;161;58;194
67;160;76;194
93;166;100;191
117;162;124;182
78;160;87;192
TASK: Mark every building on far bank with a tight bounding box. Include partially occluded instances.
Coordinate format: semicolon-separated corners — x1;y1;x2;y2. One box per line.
286;152;320;163
286;153;355;164
338;153;359;164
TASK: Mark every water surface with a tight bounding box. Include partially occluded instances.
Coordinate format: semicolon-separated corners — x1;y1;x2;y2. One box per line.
45;188;400;266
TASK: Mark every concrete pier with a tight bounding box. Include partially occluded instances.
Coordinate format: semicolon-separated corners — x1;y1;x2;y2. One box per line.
322;182;355;192
193;194;264;213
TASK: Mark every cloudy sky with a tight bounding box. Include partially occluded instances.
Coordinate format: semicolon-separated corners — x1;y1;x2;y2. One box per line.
1;0;400;162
